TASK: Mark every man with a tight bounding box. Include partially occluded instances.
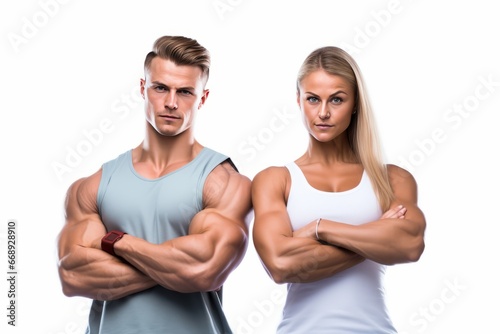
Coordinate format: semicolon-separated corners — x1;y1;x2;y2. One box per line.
57;35;252;334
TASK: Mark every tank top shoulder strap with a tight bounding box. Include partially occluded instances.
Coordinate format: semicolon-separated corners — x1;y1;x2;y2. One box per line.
285;162;310;189
97;150;131;209
185;148;231;185
193;147;229;172
187;148;232;210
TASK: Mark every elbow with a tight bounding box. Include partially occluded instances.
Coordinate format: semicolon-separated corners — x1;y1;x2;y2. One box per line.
60;270;118;301
265;267;284;284
192;276;222;292
382;239;425;265
264;259;294;285
409;239;425;262
58;264;95;299
58;268;80;297
183;265;230;293
61;283;78;298
254;251;308;284
404;238;425;263
268;265;290;284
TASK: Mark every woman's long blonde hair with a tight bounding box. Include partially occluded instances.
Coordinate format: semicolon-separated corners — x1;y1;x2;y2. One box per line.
297;46;394;210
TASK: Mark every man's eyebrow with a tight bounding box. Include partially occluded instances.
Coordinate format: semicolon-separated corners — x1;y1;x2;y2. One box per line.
151;81;168;87
151;81;195;91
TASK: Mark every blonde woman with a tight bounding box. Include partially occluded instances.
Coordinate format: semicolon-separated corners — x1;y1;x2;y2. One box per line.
252;46;426;333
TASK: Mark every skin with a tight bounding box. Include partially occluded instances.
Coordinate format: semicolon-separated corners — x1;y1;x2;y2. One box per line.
252;69;426;284
57;57;252;300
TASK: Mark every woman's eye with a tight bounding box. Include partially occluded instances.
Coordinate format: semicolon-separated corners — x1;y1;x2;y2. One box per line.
331;97;343;104
307;96;319;103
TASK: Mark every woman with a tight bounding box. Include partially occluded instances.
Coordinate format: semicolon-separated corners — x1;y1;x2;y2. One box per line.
252;46;426;333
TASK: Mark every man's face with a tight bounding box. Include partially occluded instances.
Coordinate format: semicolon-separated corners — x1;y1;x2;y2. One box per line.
140;57;209;137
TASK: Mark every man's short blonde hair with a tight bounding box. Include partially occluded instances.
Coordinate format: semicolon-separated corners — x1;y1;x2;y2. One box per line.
144;36;210;83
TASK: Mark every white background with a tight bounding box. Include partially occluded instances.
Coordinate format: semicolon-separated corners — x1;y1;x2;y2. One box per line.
1;0;499;333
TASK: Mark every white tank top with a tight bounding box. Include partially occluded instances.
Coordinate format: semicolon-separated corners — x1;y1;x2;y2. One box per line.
278;162;397;334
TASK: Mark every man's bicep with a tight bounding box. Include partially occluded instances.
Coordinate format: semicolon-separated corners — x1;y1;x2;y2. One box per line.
186;164;251;261
58;174;105;257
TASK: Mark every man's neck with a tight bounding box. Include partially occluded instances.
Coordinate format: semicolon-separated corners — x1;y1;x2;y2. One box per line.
131;127;203;178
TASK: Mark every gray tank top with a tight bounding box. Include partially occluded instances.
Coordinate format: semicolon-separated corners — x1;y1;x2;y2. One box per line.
86;148;233;334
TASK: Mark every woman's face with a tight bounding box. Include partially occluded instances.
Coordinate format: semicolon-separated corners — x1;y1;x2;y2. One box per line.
297;69;356;143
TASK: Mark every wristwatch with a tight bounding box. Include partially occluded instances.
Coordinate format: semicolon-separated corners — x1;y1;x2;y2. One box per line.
101;230;127;256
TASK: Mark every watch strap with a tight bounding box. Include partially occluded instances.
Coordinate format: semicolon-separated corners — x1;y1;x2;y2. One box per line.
101;230;126;256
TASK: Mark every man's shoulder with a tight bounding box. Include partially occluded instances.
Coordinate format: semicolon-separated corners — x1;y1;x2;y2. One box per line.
209;161;251;187
202;161;251;210
65;150;131;201
65;168;103;213
198;146;238;173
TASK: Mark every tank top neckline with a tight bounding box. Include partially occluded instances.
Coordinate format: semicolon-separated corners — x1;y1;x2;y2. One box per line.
287;162;367;195
126;147;209;182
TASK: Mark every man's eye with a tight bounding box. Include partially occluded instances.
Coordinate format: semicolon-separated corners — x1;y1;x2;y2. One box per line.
154;86;167;92
179;90;192;95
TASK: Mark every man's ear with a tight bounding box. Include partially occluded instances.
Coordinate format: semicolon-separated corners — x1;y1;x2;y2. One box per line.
140;78;146;99
198;89;210;109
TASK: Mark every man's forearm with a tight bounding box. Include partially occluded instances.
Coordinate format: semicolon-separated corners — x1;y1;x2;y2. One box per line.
114;229;245;293
59;246;156;300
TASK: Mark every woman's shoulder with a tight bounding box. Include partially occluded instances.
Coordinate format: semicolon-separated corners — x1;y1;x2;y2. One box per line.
386;164;414;178
386;164;418;189
254;165;290;181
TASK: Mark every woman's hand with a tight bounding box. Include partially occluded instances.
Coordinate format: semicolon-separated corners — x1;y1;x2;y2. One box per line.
381;205;407;219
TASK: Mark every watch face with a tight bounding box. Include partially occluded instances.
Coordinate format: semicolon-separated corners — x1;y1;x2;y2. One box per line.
104;232;119;241
102;231;125;256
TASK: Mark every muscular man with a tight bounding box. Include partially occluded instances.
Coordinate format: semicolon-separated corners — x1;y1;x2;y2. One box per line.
57;35;252;334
